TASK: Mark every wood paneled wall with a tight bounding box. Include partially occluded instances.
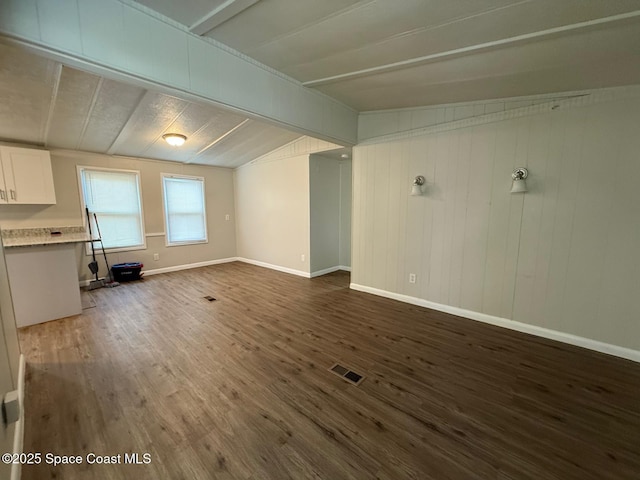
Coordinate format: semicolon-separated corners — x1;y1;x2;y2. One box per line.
358;92;586;141
249;136;341;164
352;88;640;352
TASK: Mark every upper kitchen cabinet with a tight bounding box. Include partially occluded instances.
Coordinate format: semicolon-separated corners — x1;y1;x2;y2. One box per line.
0;147;56;205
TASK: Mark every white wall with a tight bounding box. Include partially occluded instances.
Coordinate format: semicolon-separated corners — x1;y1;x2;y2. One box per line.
352;87;640;353
309;155;340;274
0;149;237;281
339;159;352;268
234;153;310;275
234;137;351;277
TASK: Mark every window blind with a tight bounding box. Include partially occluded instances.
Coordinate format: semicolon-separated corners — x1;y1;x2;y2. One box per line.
81;169;144;249
163;176;207;244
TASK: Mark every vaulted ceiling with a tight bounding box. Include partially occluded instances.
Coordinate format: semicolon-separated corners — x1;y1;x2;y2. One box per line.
135;0;640;111
1;0;640;166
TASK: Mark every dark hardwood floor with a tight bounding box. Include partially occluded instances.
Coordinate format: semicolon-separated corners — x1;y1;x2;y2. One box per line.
18;262;640;479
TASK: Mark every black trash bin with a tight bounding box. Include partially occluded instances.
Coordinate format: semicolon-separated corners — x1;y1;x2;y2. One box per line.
111;263;143;282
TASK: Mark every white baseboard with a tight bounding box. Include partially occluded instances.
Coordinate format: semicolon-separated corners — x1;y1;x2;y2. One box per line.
310;265;352;277
142;257;237;277
11;354;25;480
350;283;640;364
78;257;238;286
235;257;310;278
79;258;349;285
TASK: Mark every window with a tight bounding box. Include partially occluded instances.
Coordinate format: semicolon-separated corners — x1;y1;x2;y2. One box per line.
162;174;207;246
78;167;146;251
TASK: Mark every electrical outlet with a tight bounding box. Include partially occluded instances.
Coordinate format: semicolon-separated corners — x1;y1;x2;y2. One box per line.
225;214;230;221
153;253;160;261
301;254;305;262
409;273;416;284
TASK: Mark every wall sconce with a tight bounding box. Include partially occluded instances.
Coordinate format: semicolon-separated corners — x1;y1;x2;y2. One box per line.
510;168;528;193
410;175;425;196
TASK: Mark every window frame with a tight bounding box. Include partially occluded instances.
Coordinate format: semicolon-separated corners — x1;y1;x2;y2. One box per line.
77;165;147;254
161;173;208;247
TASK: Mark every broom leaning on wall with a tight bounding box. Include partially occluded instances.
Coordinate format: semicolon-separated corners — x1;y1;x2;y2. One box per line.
86;207;103;290
93;213;119;288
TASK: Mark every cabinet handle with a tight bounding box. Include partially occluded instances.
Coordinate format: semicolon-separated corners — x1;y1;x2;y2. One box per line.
10;189;16;200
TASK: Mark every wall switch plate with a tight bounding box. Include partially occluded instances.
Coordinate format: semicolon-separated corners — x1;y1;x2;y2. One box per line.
153;253;160;261
225;214;230;221
301;254;305;262
409;273;416;284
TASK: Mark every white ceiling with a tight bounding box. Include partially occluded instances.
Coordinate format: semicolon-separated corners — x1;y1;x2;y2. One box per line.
2;1;640;166
0;42;301;167
137;0;640;110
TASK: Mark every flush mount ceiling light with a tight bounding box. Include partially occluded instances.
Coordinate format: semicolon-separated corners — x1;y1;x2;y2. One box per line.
410;175;425;196
162;133;187;147
510;167;529;193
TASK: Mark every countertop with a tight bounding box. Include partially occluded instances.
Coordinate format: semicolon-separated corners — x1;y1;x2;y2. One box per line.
1;226;97;247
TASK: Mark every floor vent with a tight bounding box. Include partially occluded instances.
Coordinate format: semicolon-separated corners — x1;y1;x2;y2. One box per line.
204;296;216;302
329;363;365;386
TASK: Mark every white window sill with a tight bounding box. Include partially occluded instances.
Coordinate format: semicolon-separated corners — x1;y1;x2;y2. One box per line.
165;239;209;248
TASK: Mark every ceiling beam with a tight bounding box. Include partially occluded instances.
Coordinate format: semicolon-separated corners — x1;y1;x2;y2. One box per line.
303;10;640;88
0;0;356;146
190;118;250;162
106;90;153;155
41;63;62;146
76;77;104;150
190;0;260;36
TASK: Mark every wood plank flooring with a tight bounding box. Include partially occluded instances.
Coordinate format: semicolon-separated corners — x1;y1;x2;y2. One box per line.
18;262;640;479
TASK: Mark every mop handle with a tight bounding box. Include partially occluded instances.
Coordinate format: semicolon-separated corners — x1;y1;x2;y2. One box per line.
94;213;113;280
86;207;93;237
93;212;101;239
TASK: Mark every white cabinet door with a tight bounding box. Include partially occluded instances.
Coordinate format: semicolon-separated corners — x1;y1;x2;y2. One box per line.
0;158;7;203
0;147;56;204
